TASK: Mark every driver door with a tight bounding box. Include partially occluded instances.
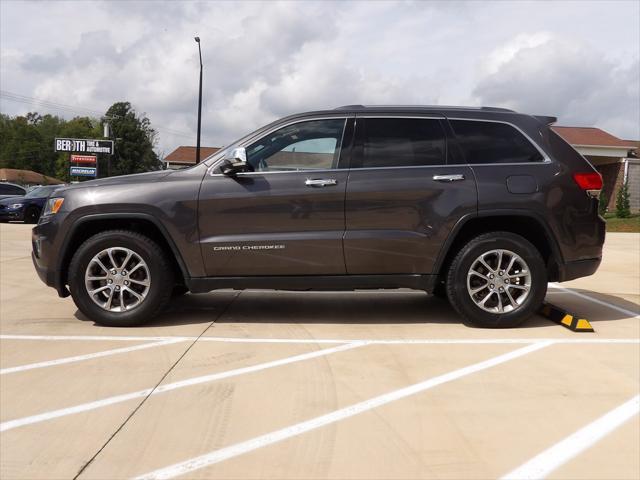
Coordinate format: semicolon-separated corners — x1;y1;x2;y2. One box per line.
198;117;352;276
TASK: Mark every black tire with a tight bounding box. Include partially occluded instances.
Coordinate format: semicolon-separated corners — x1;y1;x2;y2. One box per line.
24;206;40;224
446;232;547;328
68;230;174;327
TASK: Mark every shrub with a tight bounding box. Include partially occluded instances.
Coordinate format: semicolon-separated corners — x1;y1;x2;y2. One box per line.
615;181;631;218
598;188;608;215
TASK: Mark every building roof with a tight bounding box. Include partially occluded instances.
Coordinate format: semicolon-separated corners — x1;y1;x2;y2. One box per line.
0;168;65;185
552;126;637;149
164;146;220;165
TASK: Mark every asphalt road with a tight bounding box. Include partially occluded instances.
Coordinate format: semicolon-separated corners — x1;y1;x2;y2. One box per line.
1;224;638;480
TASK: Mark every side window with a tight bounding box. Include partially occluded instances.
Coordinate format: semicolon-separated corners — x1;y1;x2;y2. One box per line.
451;120;544;164
246;119;346;172
0;184;25;195
355;118;446;168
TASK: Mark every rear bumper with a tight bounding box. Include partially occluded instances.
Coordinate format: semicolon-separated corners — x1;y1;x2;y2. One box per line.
557;257;601;282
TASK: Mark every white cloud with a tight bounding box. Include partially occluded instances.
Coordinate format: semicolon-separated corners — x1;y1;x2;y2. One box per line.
1;0;638;154
473;35;640;138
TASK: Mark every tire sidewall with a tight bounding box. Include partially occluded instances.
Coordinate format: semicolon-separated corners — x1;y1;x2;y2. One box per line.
449;234;547;328
69;232;172;327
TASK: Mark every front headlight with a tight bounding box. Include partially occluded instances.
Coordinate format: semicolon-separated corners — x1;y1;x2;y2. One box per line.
8;203;24;209
42;197;64;216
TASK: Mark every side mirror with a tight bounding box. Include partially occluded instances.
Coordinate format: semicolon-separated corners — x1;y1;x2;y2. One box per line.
220;147;249;175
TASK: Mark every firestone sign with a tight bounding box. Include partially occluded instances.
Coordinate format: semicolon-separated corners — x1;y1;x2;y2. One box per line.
55;138;114;155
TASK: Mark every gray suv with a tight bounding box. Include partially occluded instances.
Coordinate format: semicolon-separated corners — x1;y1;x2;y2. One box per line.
32;105;605;328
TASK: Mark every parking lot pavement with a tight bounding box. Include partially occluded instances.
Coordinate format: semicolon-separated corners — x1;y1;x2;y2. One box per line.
1;223;638;479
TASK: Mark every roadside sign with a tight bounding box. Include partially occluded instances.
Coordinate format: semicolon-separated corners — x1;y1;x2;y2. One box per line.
56;138;114;155
70;154;97;165
70;166;97;177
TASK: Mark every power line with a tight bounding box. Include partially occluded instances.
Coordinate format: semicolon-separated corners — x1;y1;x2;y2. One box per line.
0;90;196;140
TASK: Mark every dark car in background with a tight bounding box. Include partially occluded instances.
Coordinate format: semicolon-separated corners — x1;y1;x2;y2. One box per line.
0;185;64;223
0;182;27;200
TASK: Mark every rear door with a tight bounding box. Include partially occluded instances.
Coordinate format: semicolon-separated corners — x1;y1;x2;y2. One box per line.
198;117;351;276
344;115;477;274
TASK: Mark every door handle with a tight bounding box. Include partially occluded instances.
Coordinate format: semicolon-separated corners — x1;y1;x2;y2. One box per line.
432;174;465;182
305;178;338;187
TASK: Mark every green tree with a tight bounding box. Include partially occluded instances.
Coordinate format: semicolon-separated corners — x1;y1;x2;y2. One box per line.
104;102;161;176
615;181;631;218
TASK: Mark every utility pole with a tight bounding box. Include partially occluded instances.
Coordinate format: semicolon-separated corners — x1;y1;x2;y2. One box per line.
195;36;203;164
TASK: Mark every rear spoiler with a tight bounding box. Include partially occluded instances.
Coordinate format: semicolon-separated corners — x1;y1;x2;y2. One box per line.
534;115;557;125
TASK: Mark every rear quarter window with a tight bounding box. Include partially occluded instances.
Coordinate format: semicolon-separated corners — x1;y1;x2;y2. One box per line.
450;120;544;164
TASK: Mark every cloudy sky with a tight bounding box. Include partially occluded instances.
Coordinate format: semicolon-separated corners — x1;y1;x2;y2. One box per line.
1;0;639;155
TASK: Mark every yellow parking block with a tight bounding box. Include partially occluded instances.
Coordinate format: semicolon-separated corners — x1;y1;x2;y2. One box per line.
538;303;594;332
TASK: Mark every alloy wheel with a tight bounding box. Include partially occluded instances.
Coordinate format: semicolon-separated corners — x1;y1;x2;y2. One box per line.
466;249;531;314
84;247;151;312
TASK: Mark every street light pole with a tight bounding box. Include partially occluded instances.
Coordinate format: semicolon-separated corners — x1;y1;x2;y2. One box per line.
195;36;203;164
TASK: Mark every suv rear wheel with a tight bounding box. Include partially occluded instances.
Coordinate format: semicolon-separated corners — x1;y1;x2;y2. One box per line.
68;230;174;327
446;232;547;328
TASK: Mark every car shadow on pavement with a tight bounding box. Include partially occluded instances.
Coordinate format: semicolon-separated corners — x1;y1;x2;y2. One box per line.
547;289;639;322
134;291;555;329
74;288;636;329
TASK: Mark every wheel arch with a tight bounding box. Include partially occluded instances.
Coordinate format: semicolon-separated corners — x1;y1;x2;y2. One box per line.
434;211;563;287
57;213;188;294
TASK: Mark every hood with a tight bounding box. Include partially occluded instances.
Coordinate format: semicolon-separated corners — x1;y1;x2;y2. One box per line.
57;170;173;194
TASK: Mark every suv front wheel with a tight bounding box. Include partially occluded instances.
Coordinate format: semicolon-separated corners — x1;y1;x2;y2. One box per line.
68;230;174;327
446;232;547;328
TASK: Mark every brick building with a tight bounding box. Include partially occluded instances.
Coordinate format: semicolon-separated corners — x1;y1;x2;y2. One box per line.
162;146;220;169
552;127;639;212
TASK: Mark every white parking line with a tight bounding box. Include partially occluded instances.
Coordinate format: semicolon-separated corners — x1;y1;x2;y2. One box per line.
134;341;553;480
501;394;640;480
0;342;365;433
1;334;639;345
549;283;640;318
0;339;185;375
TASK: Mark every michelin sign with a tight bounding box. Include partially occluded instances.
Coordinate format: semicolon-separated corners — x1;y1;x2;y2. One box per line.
70;166;97;177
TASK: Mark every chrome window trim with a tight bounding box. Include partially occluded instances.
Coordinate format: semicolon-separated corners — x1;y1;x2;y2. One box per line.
446;117;552;164
207;115;351;176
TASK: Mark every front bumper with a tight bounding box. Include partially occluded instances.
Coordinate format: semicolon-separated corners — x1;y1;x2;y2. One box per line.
32;220;70;297
0;209;24;221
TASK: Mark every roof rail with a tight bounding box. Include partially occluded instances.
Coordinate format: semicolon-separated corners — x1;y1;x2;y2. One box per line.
480;106;516;113
334;104;365;110
334;104;517;113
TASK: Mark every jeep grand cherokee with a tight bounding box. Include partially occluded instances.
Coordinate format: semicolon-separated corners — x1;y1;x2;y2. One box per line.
32;105;605;328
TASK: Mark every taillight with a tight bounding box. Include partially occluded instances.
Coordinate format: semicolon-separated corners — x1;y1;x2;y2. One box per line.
573;172;602;197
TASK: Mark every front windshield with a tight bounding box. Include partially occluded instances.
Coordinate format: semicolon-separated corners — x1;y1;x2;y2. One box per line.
25;186;57;198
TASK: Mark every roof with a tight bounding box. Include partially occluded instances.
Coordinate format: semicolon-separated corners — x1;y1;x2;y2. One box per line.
0;168;65;185
552;126;638;149
164;146;220;165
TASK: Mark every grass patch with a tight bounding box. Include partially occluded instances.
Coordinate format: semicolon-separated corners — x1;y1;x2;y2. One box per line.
603;213;640;232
